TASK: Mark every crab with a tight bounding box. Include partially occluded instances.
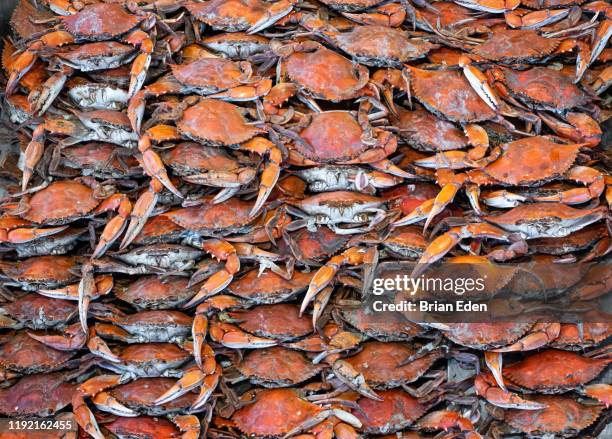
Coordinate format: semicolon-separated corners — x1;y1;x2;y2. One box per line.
222;269;313;304
201;32;270;58
66;76;129;110
471;29;560;63
115;275;198;310
453;0;520;13
293;166;402;194
227;388;361;437
13;178;136;258
130;98;280;220
0;371;78;417
51;142;141;179
0;331;77;377
0;255;80;290
494;395;604;437
278;109;410;179
185;0;296;33
551;322;612;350
334;341;443;390
280;226;350;264
336;304;425;342
234;346;324;387
109;243;205;271
355;389;427;434
6;3;155;98
98;414;198;439
0;293;77;330
286;192;389;235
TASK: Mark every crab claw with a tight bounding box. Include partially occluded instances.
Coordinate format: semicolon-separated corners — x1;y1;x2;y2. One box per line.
0;225;68;244
423;183;461;232
5;45;40;95
154;367;206;405
78;263;96;332
127;90;146;134
92;195;132;258
491;323;561;352
120;179;163;249
87;329;121;363
172;415;201;439
191;366;221;410
93;391;138;417
247;0;295;34
474;373;546;409
240;138;282;217
332;360;382;401
138;136;183;199
22;124;46;191
27;322;86;351
210;321;277;349
392;199;435;227
72;392;105;439
192;314;208;368
129;52;151;99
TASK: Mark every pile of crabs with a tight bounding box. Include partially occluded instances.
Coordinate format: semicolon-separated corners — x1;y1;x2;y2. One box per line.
0;0;610;437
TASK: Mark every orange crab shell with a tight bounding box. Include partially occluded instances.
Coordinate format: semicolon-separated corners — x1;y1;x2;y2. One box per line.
1;294;77;326
472;29;559;62
521;0;587;9
162;142;247;175
406;66;496;123
61;3;142;40
356;389;427;434
500;67;591;110
294;111;397;163
339;307;424;341
116;276;195;310
231;388;324;436
504;350;611;391
165;197;256;233
103;416;180;438
187;0;289;31
115;343;191;366
343;341;442;387
0;372;76;416
10;0;55;40
0;331;75;373
22;181;100;225
280;226;350;262
394;106;468;151
484;137;580;185
133;214;185;245
225;269;313;303
177;99;264;146
284;46;369;101
236;346;323;386
170;58;250;90
1;255;80;284
441;322;534;349
504;395;602;435
109;377;197;412
319;0;385;11
229;304;312;340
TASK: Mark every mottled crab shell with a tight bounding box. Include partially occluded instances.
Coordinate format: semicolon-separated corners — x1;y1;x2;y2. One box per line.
170;58;249;92
295;111;396;163
61;3;141;40
339;307;424;342
116;276;196;310
406;66;496;123
109;378;197;415
1;294;77;329
504;395;602;435
343;341;442;388
318;0;385;12
231;389;323;436
110;311;193;341
394;106;468;151
355;389;427;434
552;323;612;350
0;332;74;374
165;197;256;234
0;372;76;417
500;67;591;110
1;256;80;287
225;269;313;304
236;346;323;387
56;42;137;71
504;350;611;392
133;214;185;245
103;416;180;438
187;0;287;31
484;136;580;185
10;0;54;39
23;181;100;225
417;2;474;29
116;343;191;371
228;304;312;340
382;226;428;258
333;26;436;67
472;29;559;63
441;323;534;349
521;0;586;9
284;46;369;101
177;99;263;146
163;142;244;176
281;227;350;262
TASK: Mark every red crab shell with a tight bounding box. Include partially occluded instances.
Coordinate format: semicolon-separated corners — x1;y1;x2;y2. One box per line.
393;106;468;151
472;29;559;63
441;323;535;349
170;58;251;91
165;197;256;233
284;46;369;101
22;181;101;225
225;269;313;303
343;341;442;388
236;346;323;387
0;331;75;374
406;66;497;123
10;0;54;40
109;378;197;414
355;389;427;434
162;142;248;176
280;227;350;262
339;307;424;341
1;294;77;328
103;415;180;438
186;0;289;31
504;395;602;435
61;3;141;40
504;350;611;392
319;0;385;11
115;343;191;367
231;388;324;436
551;323;612;349
177;99;264;146
228;304;312;340
521;0;587;9
1;256;80;285
0;372;76;416
115;275;196;310
293;111;396;163
499;67;591;110
133;214;185;245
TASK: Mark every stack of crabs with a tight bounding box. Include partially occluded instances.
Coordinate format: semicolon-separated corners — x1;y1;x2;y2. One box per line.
0;0;610;437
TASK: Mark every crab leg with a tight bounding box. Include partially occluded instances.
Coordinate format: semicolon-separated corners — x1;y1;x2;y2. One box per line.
332;360;382;401
240;137;282;217
392;199;436;227
424;182;461;232
21;125;46;191
172;415;201;439
92;194;133;258
39;275;113;300
532;166;605;204
301;247;376;314
247;0;296;34
120;179;164;249
138;135;184;198
491;323;561;352
87;328;122;363
0;225;68;244
125;29;154;98
474;372;547;410
27;322;87;350
73;375;126;439
209;320;278;349
281;408;361;439
92;391;138;417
